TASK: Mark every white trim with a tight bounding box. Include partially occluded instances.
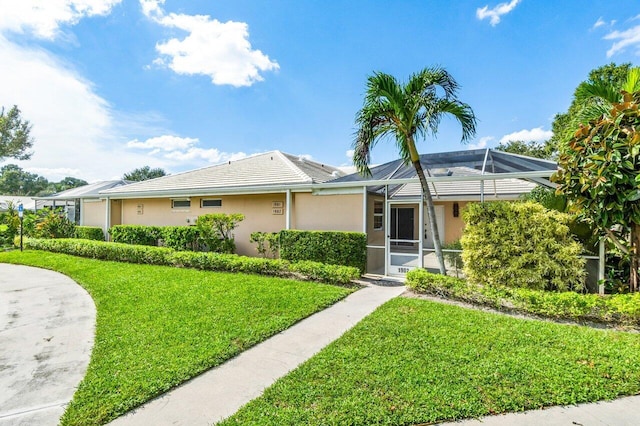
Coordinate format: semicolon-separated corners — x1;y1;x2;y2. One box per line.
362;187;367;234
285;190;291;230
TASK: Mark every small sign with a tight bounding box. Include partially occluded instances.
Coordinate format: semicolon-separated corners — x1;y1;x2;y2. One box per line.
272;201;284;208
18;204;23;218
272;208;283;215
136;204;144;215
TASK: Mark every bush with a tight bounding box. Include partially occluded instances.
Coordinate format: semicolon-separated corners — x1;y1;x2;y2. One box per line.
406;268;640;326
109;225;162;246
461;201;585;292
22;238;360;285
250;231;280;258
196;213;244;254
32;208;76;239
74;226;105;241
161;226;200;251
279;230;366;274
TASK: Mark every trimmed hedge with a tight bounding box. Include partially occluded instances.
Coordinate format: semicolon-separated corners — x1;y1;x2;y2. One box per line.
109;225;161;246
461;201;585;292
406;268;640;327
22;238;360;285
74;226;105;241
109;225;201;251
279;230;367;273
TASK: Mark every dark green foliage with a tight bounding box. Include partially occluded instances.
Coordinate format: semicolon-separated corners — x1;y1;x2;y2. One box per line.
0;105;33;161
461;201;585;292
279;230;367;273
495;140;556;160
196;213;244;253
122;166;167;182
160;226;200;251
74;226;104;241
109;225;162;246
22;238;361;285
407;269;640;326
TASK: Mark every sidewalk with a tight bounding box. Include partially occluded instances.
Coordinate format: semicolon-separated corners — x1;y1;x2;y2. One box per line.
438;394;640;426
0;264;95;426
109;281;406;425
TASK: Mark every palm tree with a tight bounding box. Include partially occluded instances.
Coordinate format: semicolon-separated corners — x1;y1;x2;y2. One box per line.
352;67;477;275
573;66;640;126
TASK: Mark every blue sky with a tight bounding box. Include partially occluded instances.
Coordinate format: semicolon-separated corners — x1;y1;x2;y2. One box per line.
0;0;639;181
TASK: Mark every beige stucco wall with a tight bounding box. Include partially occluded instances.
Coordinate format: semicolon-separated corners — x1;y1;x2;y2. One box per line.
121;195;287;256
292;193;363;232
81;200;106;228
441;201;468;244
366;195;385;246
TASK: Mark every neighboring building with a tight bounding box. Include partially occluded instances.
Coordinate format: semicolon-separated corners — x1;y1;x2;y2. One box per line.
33;180;130;225
0;196;36;211
95;149;556;277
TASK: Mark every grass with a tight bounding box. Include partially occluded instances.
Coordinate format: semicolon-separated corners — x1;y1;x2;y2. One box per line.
0;250;353;426
220;297;640;425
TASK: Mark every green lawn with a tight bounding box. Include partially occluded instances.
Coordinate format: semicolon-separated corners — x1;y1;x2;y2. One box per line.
0;251;353;426
221;297;640;426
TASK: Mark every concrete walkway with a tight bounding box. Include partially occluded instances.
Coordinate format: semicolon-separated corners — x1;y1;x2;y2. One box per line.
110;281;406;426
438;394;640;425
0;264;96;426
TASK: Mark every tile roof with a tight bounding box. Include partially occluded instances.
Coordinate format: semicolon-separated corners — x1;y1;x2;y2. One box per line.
34;180;130;200
101;151;343;196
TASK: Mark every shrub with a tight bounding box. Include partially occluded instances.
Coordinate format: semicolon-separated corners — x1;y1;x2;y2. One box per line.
279;230;366;274
406;268;640;326
22;238;359;285
75;226;105;241
161;226;200;251
32;208;76;239
196;213;244;254
109;225;162;246
250;231;280;258
461;201;585;292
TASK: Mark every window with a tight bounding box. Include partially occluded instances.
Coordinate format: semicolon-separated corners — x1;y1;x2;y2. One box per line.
373;200;384;230
201;199;222;208
172;199;191;209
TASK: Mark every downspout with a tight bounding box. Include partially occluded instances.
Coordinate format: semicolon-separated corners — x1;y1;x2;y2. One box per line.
104;197;111;241
480;148;490;203
362;186;367;234
285;190;291;230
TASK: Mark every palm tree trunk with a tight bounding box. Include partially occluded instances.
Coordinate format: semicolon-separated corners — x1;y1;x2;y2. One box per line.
412;159;447;275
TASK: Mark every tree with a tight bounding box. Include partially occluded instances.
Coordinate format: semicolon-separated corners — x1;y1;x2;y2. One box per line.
0;164;48;195
495;140;556;160
553;91;640;291
55;177;88;192
550;63;636;150
0;105;34;161
123;166;167;182
352;67;477;274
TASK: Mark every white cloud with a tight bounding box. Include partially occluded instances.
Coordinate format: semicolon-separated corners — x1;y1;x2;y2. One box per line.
127;135;199;151
128;134;247;165
25;167;81;181
592;17;606;30
140;0;279;87
0;0;121;39
345;149;354;160
499;127;552;144
476;0;520;26
468;136;494;150
604;24;640;57
0;35;166;182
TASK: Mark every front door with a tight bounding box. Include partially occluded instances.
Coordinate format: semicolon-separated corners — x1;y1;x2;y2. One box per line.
388;205;420;275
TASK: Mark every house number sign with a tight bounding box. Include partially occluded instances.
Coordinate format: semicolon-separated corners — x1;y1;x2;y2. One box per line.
272;201;284;215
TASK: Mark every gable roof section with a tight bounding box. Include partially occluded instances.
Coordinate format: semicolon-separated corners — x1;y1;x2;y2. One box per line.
101;151;343;198
34;180;131;200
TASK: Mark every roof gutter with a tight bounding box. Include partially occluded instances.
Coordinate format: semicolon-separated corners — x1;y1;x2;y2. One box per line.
98;170;555;200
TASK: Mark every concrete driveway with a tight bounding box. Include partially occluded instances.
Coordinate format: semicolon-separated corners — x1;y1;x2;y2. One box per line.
0;264;95;426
